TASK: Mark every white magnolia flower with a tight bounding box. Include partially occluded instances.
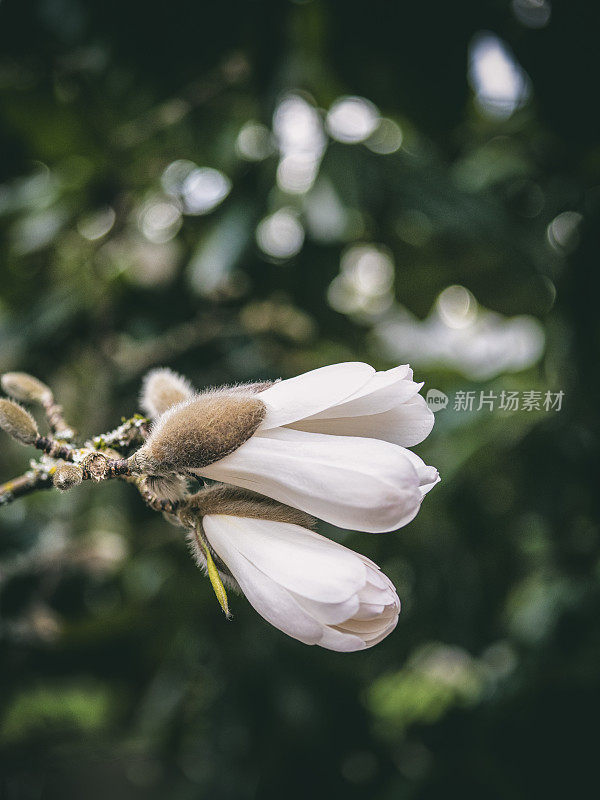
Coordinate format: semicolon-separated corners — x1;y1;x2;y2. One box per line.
198;362;439;532
193;513;400;651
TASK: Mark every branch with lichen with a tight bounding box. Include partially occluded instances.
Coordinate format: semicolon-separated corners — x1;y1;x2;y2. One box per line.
0;465;54;505
0;372;159;512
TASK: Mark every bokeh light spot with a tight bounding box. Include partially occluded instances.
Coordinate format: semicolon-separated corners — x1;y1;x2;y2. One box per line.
326;96;380;144
139;199;182;244
468;32;531;119
511;0;551;29
366;118;403;154
181;168;231;215
546;210;582;252
273;94;326;194
236;121;274;162
77;207;116;241
256;208;305;260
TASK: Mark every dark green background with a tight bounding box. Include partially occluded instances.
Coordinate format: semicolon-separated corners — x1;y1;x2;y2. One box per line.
1;1;599;798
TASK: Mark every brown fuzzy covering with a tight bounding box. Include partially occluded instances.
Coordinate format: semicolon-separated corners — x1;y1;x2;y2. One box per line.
0;398;39;444
53;463;83;490
144;474;188;503
226;380;275;394
1;372;52;403
180;484;316;530
140;368;194;418
131;391;266;473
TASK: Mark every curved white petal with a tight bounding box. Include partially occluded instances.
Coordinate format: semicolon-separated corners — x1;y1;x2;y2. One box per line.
301;366;421;420
291;393;435;448
292;594;361;625
257;362;375;429
198;427;423;533
202;515;400;651
203;516;324;644
397;447;441;496
315;625;367;652
202;515;366;603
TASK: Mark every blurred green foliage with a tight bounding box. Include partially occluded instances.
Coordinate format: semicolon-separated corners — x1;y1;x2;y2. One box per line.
1;1;599;798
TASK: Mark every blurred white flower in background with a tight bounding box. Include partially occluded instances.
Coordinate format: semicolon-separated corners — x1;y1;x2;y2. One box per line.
328;244;395;316
375;285;545;380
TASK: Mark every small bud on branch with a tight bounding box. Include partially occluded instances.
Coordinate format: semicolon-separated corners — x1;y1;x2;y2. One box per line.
53;463;84;491
1;372;52;404
140;368;194;419
1;372;74;439
0;399;39;445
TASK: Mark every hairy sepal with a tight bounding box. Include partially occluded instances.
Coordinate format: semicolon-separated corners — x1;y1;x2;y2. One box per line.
130;390;266;474
179;485;316;530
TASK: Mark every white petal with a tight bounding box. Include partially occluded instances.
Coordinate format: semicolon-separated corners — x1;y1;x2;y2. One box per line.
397;447;440;496
317;626;367;652
337;616;391;635
293;593;361;625
199;427;423;533
353;602;386;620
327;600;399;648
357;582;396;605
203;515;324;644
203;515;366;603
363;567;391;591
359;617;399;648
300;366;421;420
292;393;435;448
257;362;375;429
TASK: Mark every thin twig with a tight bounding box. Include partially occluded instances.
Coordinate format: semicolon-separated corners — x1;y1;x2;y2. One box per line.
41;396;74;441
0;470;54;506
35;436;78;461
91;415;150;453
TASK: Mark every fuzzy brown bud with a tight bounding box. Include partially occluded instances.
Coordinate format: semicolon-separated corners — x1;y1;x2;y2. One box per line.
179;485;316;530
1;372;52;404
0;398;39;445
130;391;266;474
53;463;83;491
140;368;194;419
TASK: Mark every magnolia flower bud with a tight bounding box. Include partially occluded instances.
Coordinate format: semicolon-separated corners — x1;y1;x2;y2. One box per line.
0;398;39;445
140;368;194;419
180;485;402;650
1;372;53;404
53;463;83;491
129;392;266;475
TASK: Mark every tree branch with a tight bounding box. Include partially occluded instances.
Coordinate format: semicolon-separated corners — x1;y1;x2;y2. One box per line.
0;469;54;506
